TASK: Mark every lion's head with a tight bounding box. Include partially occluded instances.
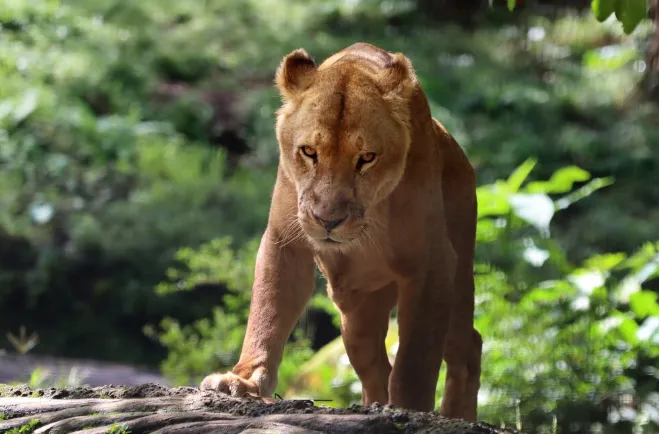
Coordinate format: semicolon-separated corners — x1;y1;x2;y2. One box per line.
274;43;419;251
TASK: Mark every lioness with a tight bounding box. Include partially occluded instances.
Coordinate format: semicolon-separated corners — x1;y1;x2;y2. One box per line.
201;42;481;420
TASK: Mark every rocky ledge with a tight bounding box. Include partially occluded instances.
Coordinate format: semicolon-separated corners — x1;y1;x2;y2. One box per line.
0;383;521;434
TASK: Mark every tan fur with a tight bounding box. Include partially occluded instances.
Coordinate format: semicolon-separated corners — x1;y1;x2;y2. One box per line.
200;42;482;420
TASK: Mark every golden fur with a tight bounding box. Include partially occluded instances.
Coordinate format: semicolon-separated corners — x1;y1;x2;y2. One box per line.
200;42;482;420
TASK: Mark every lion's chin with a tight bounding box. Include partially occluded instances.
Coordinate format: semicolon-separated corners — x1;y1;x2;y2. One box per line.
309;237;355;252
304;230;365;252
318;237;348;247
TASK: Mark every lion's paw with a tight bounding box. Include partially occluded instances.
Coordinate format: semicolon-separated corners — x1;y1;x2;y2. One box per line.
199;371;260;397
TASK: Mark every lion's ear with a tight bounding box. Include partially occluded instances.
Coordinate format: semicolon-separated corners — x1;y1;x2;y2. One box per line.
275;49;317;101
377;52;417;101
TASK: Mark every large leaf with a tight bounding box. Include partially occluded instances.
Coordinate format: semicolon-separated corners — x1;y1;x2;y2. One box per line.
591;0;648;34
614;0;648;34
591;0;617;22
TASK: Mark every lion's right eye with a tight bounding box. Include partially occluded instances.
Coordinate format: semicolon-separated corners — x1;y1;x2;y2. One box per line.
356;152;377;173
300;146;317;159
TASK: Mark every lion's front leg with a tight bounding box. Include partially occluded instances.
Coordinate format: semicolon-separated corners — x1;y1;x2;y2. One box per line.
200;226;315;398
388;242;457;412
333;283;397;405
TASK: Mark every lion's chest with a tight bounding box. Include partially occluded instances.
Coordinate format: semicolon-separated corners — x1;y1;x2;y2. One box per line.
314;251;395;300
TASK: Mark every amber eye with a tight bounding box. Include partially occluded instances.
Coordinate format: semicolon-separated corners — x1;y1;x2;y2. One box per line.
300;146;317;159
357;152;377;172
361;152;376;163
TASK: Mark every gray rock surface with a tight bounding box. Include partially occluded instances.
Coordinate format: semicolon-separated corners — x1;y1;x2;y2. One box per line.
0;383;522;434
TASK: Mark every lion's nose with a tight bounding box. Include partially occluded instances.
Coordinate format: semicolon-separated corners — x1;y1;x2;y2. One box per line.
313;213;347;231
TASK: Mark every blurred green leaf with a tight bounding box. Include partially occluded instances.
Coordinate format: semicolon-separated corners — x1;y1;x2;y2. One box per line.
629;290;659;319
617;313;639;344
508;0;517;12
476;183;512;218
521;280;577;304
13;89;39;124
591;0;617;22
476;218;505;243
591;0;648;33
526;166;591;194
614;0;648;34
584;252;627;271
554;177;615;210
507;158;537;193
583;45;638;71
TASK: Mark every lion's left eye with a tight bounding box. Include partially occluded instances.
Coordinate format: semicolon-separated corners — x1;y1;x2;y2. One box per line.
300;146;317;159
357;152;377;172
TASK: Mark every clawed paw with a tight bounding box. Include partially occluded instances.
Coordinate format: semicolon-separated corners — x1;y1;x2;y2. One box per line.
199;372;260;397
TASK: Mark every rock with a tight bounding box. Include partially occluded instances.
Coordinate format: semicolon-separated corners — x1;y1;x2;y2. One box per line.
0;383;521;434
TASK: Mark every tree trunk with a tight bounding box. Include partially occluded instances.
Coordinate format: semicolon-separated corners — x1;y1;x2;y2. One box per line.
648;0;659;73
0;383;520;434
640;0;659;100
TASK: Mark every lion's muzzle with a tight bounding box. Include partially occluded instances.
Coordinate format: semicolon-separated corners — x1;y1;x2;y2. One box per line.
312;212;347;231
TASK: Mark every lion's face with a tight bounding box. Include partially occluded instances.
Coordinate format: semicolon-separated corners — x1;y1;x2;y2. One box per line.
274;45;417;250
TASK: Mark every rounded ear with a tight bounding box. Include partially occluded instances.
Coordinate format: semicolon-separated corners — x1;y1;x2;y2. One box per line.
376;52;418;131
275;49;317;101
376;52;418;101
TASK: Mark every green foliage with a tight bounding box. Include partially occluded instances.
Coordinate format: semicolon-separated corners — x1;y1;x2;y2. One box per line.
21;366;89;389
154;162;658;432
468;164;659;434
6;419;39;434
144;237;256;385
146;237;315;390
507;0;517;12
591;0;649;34
2;0;657;366
108;423;131;434
0;0;276;364
283;162;658;432
509;0;650;34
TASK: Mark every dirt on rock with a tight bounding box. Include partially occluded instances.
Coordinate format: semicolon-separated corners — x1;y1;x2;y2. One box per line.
0;383;522;434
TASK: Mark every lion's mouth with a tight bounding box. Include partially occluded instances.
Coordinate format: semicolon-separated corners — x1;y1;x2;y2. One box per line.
299;216;366;247
314;224;369;246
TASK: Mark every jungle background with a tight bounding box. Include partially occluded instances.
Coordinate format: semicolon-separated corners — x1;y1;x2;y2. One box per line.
1;0;659;433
